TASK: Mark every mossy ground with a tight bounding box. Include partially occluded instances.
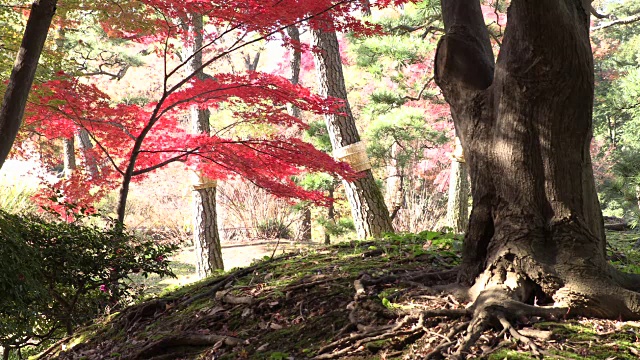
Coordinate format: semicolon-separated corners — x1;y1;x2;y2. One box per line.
36;230;640;360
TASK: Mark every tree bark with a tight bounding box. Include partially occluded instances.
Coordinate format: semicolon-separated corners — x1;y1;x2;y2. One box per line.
0;0;57;170
77;128;99;178
286;25;311;241
63;137;76;179
435;0;640;319
312;27;394;239
286;26;302;120
193;186;224;277
385;142;404;221
445;137;469;233
325;186;335;245
187;13;223;275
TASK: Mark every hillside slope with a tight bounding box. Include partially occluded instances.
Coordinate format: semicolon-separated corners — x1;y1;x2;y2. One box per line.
39;232;640;360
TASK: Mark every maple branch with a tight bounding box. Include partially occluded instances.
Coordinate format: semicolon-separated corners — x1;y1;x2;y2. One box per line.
165;0;355;99
166;22;243;80
156;83;250;120
132;147;200;176
592;12;640;31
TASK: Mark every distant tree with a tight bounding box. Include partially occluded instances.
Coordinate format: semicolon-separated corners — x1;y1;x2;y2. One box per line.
312;23;394;238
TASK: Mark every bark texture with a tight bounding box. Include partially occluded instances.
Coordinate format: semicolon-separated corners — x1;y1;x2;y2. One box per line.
193;186;224;277
62;137;76;179
436;0;640;319
187;13;223;275
385;142;404;221
77;128;99;177
286;26;311;241
286;26;302;120
445;137;469;233
0;0;57;169
312;28;394;239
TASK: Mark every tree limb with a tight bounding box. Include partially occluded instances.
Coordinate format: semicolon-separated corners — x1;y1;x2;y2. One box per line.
592;12;640;31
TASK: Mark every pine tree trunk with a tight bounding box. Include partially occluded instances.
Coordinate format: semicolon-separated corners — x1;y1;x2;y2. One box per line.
77;128;99;177
186;13;223;275
0;0;57;169
312;27;394;239
325;186;335;245
385;142;404;221
436;0;640;319
286;26;302;120
301;208;312;242
193;186;224;277
56;12;100;180
286;26;311;241
62;137;76;178
445;137;469;233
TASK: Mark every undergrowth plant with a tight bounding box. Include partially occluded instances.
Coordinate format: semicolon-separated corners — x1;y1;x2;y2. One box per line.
0;200;178;358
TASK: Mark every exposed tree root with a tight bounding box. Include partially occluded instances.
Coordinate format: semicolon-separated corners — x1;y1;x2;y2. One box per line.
133;333;245;359
312;268;590;359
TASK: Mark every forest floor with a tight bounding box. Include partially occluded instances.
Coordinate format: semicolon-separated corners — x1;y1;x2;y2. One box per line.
38;230;640;360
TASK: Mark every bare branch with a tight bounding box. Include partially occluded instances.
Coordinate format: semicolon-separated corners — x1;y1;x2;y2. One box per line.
592;12;640;31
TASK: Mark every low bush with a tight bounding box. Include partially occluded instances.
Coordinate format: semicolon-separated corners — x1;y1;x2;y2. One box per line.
257;219;292;239
0;205;178;357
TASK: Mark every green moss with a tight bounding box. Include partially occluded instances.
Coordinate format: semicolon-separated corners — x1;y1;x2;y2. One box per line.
488;349;536;359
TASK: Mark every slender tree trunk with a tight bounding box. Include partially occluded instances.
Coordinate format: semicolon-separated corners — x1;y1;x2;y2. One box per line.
55;11;100;180
55;10;78;180
325;186;335;245
286;25;312;241
385;142;404;221
187;13;223;275
77;128;99;177
63;137;76;178
445;136;469;233
0;0;57;169
286;26;302;120
312;27;394;239
435;0;640;319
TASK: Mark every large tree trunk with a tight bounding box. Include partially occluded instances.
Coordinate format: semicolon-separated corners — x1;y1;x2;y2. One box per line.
435;0;640;319
445;136;469;233
0;0;57;170
187;13;223;275
193;186;224;277
312;27;394;239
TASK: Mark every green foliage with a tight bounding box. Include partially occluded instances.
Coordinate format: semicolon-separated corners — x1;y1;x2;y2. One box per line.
317;217;355;237
382;230;462;261
365;107;448;168
296;173;335;192
304;120;333;153
0;206;177;352
606;230;640;274
257;219;292;239
592;0;640;219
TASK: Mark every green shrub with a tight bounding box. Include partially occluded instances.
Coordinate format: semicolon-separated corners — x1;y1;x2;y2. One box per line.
0;206;178;355
317;217;355;237
257;219;292;239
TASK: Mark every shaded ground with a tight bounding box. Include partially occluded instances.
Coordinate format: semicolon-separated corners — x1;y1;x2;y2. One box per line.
36;230;640;359
130;239;317;295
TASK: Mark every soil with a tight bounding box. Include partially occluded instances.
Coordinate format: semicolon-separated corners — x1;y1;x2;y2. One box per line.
34;231;640;360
